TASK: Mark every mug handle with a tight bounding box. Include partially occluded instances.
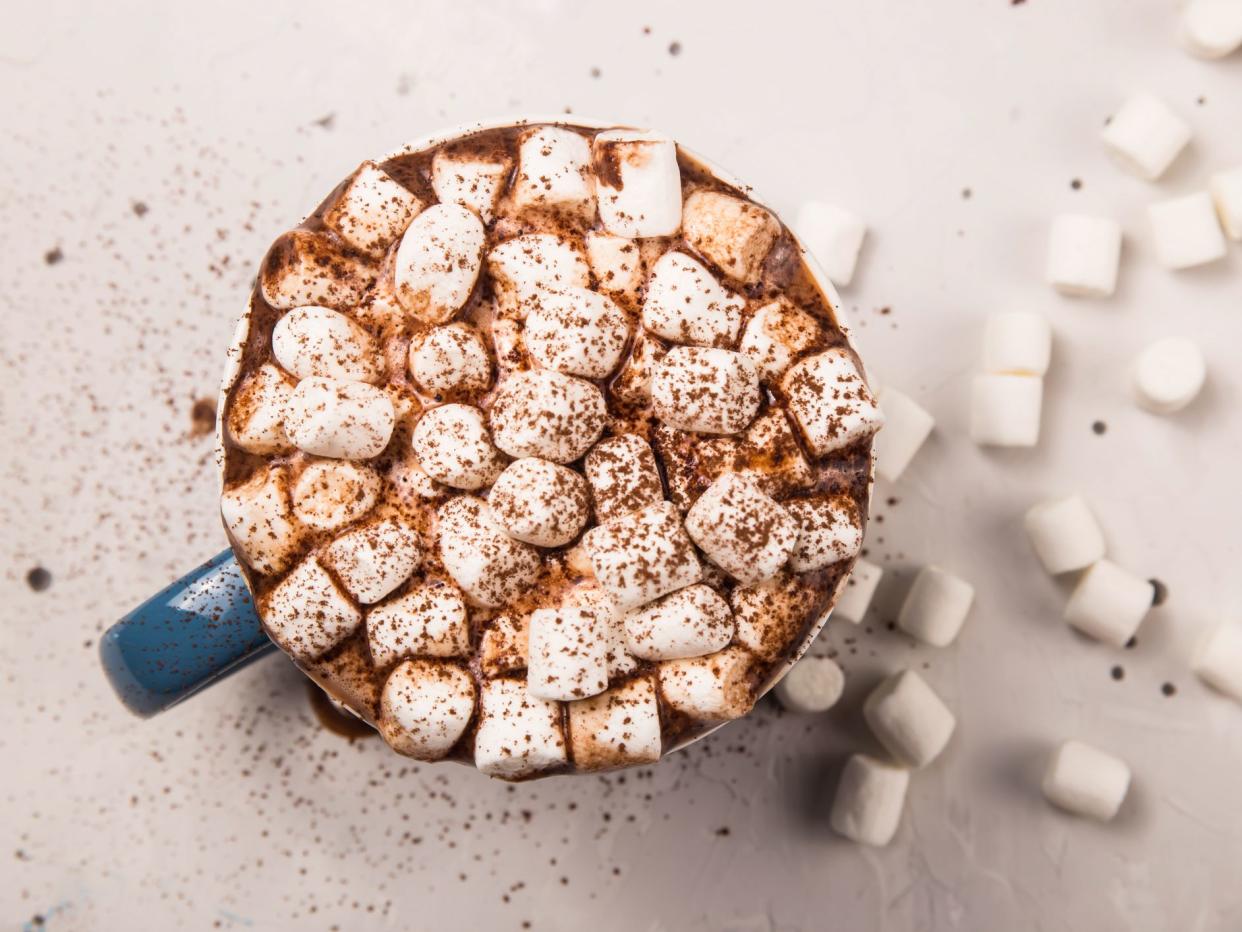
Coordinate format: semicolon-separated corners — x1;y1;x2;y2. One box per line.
100;549;277;717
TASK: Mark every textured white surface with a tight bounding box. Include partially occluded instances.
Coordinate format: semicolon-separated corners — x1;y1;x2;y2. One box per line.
2;1;1242;930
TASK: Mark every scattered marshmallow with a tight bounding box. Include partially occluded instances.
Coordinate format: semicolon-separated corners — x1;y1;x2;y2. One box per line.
863;670;956;769
611;330;666;408
291;459;381;531
394;203;486;323
260;230;375;311
264;557;361;661
657;645;756;721
527;606;609;701
1042;740;1131;822
487;234;590;319
584;501;702;611
782;348;883;456
685;473;799;584
773;655;844;714
592;129;683;237
1211;165;1242;240
323;519;422;604
479;613;528;677
431;148;511;223
411;404;505;490
651;346;761;435
585;231;646;298
489;368;606;463
625;583;735;661
793;201;866;287
1024;496;1106;575
970;374;1042;447
226;363;295;455
1193;622;1242;703
642;251;746;348
1100;95;1191;181
898;565;975;647
1149;192;1227;270
737;298;823;383
272;305;381;383
284;377;395;460
730;573;816;661
525;287;630;378
830;754;909;847
585;434;664;522
833;559;883;624
379;659;475;761
324;161;422;256
1180;0;1242;58
785;495;863;573
437;495;542;608
408;323;492;396
873;387;934;482
1046;215;1122;297
682;189;781;285
983;312;1052;376
1130;337;1206;414
1063;559;1153;647
367;583;470;667
511;125;596;218
488;457;590;547
568;676;663;772
220;467;302;575
474;676;568;779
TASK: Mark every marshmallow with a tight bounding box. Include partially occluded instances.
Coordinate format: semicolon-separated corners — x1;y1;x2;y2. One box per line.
585;231;646;298
260;230;375;311
565;585;639;678
411;404;505;491
793;201;866;287
685;473;799;584
1063;559;1153;647
527;606;609;701
611;331;667;408
220;467;302;575
324;161;422;256
585;434;664;522
1131;336;1207;416
970;373;1042;447
625;584;734;661
657;646;756;721
431;148;511;223
584;501;702;611
437;495;542;608
738;298;823;382
782;349;883;456
1101;95;1191;181
983;312;1052;377
830;754;909;847
394;203;486;323
525;287;630;378
490;317;528;377
474;676;568;779
284;377;396;459
1193;622;1242;703
488;457;590;547
487;234;590;319
1211;165;1242;239
264;557;362;661
1046;215;1122;297
833;558;882;624
1180;0;1242;58
773;655;844;713
408;323;492;396
291;459;381;531
651;346;761;435
511;126;596;218
568;676;663;772
388;453;447;505
873;387;934;482
480;613;528;677
367;582;470;667
728;409;815;499
226;363;295;455
642;251;745;348
1148;192;1227;270
592;129;682;237
1023;495;1106;575
864;670;956;769
323;519;422;604
785;495;863;573
730;573;817;660
304;638;381;720
682;189;781;285
271;305;381;384
898;565;974;647
1042;740;1130;821
489;368;606;463
379;659;475;761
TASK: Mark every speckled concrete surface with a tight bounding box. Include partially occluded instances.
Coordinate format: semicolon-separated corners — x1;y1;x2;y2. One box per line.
3;2;1241;930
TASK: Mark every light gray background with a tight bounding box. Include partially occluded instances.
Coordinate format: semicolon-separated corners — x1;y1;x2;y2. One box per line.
2;1;1241;930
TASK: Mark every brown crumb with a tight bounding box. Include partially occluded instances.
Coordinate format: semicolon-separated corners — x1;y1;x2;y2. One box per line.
668;41;682;56
189;397;217;437
44;247;63;265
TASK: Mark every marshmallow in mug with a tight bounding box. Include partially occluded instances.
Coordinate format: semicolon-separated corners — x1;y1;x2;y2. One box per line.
379;659;476;761
489;368;607;463
585;231;646;298
785;495;863;572
682;189;781;285
324;160;423;257
323;519;422;604
264;557;361;661
568;676;663;772
524;287;630;379
657;645;756;721
651;346;761;435
226;363;296;455
684;473;799;585
729;573;817;661
474;676;568;779
584;501;702;611
394;203;486;323
291;460;381;531
411;403;506;491
487;234;591;319
366;583;470;667
284;377;395;460
488;457;591;548
220;466;303;576
430;148;511;224
624;583;735;661
737;297;823;383
260;229;375;311
592;129;683;238
408;323;492;396
642;251;746;348
781;348;883;457
526;606;610;701
584;433;665;522
437;495;542;608
511;125;597;219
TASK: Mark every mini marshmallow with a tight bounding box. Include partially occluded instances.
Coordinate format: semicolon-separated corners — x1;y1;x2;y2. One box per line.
291;459;381;531
568;676;663;772
1131;337;1207;415
1024;495;1106;575
730;573;817;661
793;201;866;287
487;234;590;319
1211;165;1242;240
388;453;447;506
642;251;746;349
323;519;422;604
527;606;609;701
324;161;422;256
489;368;606;463
898;565;975;647
226;363;295;455
564;585;639;679
682;189;781;285
785;495;863;572
408;323;492;396
1149;192;1227;270
1180;0;1242;58
490;317;528;377
1101;95;1191;181
1042;740;1130;821
657;645;756;721
480;613;528;677
1193;622;1242;703
970;374;1042;447
585;434;664;522
271;305;381;384
833;558;883;624
260;230;375;311
525;287;630;378
685;473;799;584
394;203;486;323
585;231;646;298
511;125;596;218
864;670;956;769
264;557;361;661
731;409;816;498
367;583;469;666
474;677;568;779
1046;215;1122;297
592;129;682;237
411;404;505;491
738;298;823;382
983;311;1052;377
873;387;934;482
782;349;883;456
1063;559;1153;647
773;655;844;713
831;754;909;847
651;346;761;435
284;377;395;459
611;331;666;408
437;496;542;608
379;659;475;761
625;584;734;661
488;457;591;547
584;501;702;611
220;466;302;575
430;148;511;224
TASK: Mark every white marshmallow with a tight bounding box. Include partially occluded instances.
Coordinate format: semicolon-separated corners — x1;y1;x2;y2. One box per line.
642;251;745;349
525;287;630;378
379;659;475;761
323;519;422;604
682;189;781;285
291;459;381;531
652;346;761;435
526;606;609;701
488;457;590;547
657;645;756;721
260;230;375;311
1150;192;1227;270
970;373;1042;447
1024;495;1106;575
731;409;815;498
271;305;381;384
1101;95;1191;181
411;404;505;491
1064;559;1152;647
367;583;469;667
833;559;883;624
738;298;823;382
785;495;864;573
898;565;975;647
592;129;682;237
584;501;702;611
489;368;606;463
793;201;866;287
431;148;511;224
1211;165;1242;239
625;584;734;661
585;231;646;298
220;467;302;575
611;330;666;408
568;676;663;772
831;754;909;847
264;557;361;661
324;161;422;256
585;434;664;522
1046;215;1122;297
388;453;447;506
730;573;816;661
1193;622;1242;703
394;203;486;323
1131;336;1207;415
490;317;529;377
437;495;542;608
983;311;1052;376
863;670;956;769
511;125;596;218
479;613;528;678
486;234;590;319
284;377;395;460
474;676;568;779
564;585;639;678
1180;0;1242;58
408;323;492;396
685;473;799;584
773;655;844;714
1042;740;1130;821
226;363;295;455
782;349;883;456
873;387;934;482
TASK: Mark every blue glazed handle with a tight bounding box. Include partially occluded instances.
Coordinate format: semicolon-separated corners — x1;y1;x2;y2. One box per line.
100;549;277;717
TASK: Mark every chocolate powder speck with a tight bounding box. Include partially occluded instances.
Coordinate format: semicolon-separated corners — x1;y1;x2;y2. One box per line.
132;200;149;217
589;67;601;78
26;567;52;592
961;187;973;199
43;247;63;265
313;112;336;130
189;397;217;436
1125;636;1138;650
668;41;682;56
1110;665;1124;681
1071;178;1083;190
1092;420;1107;435
1149;578;1168;606
1162;682;1177;697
